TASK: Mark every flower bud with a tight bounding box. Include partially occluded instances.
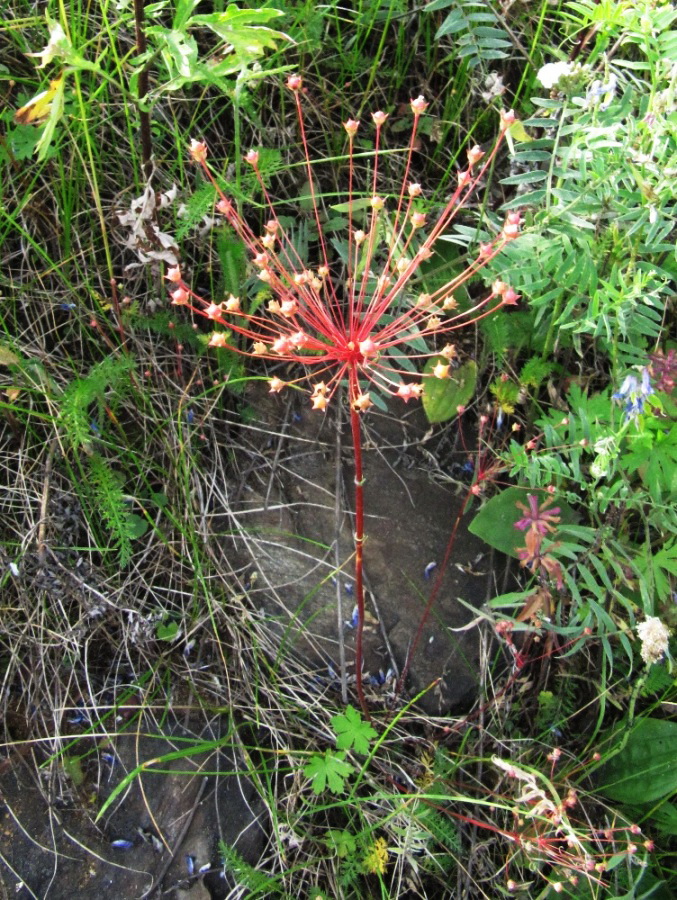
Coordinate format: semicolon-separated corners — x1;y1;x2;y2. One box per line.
287;74;302;91
189;140;207;163
171;287;189;305
410;95;428;115
208;332;228;348
408;182;422;198
244;149;259;166
500;108;516;129
372;110;388;126
343;118;359;137
467;145;484;167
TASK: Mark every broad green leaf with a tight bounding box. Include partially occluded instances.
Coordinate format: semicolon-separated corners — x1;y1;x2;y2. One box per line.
331;705;377;755
597;718;677;805
469;487;576;557
422;359;477;424
304;750;354;795
651;801;677;836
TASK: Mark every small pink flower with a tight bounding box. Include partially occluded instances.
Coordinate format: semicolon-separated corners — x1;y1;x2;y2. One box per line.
410;95;428;115
171;287;190;305
205;302;223;320
410;211;426;228
269;377;286;393
358;337;379;359
287;74;302;91
189;139;207;163
408;182;422;198
244;149;259;166
500;109;516;129
503;288;520;306
353;392;373;412
514;494;561;535
209;332;229;348
291;330;311;348
344;119;359;137
397;383;423;402
280;299;298;318
273;336;294;355
166;266;182;283
467;145;485;167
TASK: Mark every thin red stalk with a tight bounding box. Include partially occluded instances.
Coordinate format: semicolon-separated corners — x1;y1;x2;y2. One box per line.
348;367;369;718
396;482;474;698
292;93;340;309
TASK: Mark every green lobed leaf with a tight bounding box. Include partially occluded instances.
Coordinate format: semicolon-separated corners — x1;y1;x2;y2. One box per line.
304;750;354;795
331;705;378;755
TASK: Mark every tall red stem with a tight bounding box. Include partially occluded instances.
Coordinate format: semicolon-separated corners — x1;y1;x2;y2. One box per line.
348;367;369;717
396;484;473;698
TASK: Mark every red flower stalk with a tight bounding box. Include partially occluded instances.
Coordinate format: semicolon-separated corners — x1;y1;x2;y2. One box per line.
170;75;521;714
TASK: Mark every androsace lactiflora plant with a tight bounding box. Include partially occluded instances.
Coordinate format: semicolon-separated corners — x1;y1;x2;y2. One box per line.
168;74;522;714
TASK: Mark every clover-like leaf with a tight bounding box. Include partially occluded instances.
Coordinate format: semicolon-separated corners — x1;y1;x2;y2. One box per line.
331;705;378;755
304;750;354;795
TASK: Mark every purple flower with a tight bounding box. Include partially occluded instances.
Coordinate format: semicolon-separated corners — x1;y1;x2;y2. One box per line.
514;494;561;536
613;368;653;420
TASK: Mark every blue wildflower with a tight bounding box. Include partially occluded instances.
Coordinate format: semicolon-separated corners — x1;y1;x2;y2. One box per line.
612;368;653;420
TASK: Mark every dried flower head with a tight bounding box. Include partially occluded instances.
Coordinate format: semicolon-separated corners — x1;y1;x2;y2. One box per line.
173;79;518;412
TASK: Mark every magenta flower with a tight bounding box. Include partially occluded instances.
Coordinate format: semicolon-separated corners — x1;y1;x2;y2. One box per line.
514;494;561;536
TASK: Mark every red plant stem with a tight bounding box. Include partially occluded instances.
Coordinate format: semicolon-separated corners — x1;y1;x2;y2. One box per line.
348;367;369;717
396;482;474;698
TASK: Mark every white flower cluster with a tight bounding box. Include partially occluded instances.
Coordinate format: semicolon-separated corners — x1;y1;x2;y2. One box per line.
637;617;671;666
537;61;574;89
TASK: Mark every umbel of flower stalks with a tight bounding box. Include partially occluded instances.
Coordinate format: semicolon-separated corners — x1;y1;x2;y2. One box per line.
169;75;522;414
